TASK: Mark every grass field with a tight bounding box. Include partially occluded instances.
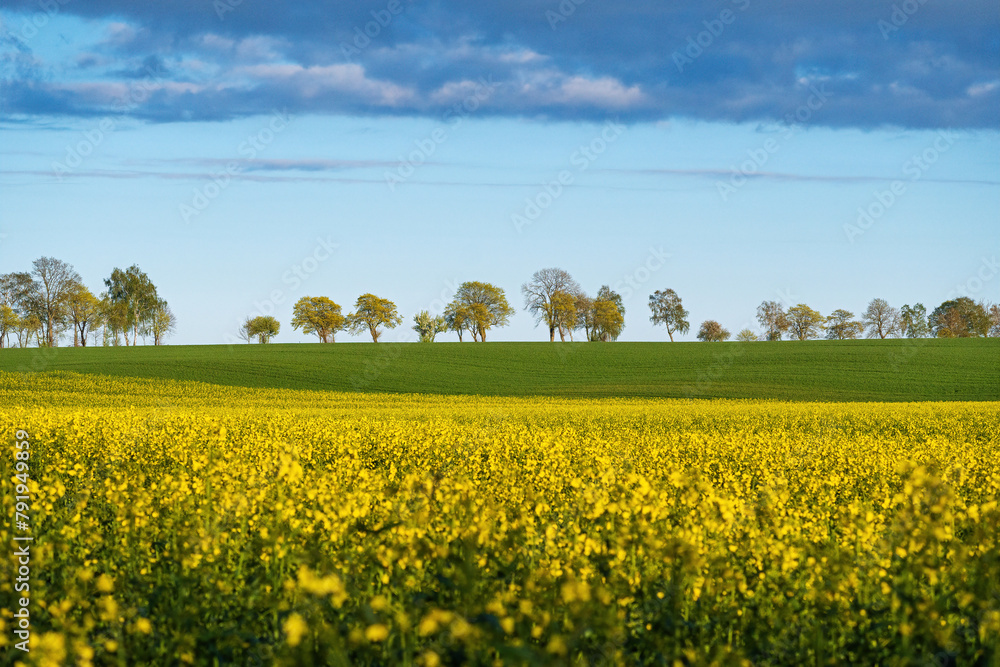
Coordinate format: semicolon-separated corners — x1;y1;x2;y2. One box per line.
0;338;997;401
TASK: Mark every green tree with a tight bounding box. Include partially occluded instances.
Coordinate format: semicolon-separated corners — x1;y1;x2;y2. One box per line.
735;328;758;342
929;297;989;338
522;268;582;342
0;304;17;349
104;265;160;346
988;303;1000;337
787;304;825;340
30;257;80;347
444;302;472;342
347;294;402;342
591;298;624;342
900;303;930;338
862;298;900;339
697;320;731;342
596;285;625;318
292;296;346;343
149;300;177;345
825;309;864;340
247;315;280;343
648;289;689;342
65;282;103;347
593;286;625;341
412;310;447;342
756;300;790;341
550;290;578;341
100;293;127;346
449;282;514;343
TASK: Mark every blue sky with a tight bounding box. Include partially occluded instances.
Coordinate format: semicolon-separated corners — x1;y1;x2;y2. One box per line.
1;1;998;344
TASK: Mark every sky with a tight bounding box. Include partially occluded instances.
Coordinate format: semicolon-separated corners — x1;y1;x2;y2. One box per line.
1;0;998;344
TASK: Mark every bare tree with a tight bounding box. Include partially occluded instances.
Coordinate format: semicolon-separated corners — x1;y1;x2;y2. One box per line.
862;298;900;339
522;268;582;342
30;257;81;347
237;317;255;343
756;300;790;341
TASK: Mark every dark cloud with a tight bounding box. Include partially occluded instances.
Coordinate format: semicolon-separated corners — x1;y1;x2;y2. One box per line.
1;0;997;128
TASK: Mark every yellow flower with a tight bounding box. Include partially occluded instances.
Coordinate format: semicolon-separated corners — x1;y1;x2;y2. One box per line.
283;613;308;647
95;574;114;593
365;624;389;642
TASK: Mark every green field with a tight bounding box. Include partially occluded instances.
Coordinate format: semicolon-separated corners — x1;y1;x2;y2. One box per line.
0;338;996;401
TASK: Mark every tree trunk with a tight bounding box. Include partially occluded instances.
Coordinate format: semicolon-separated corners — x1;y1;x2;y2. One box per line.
668;330;674;342
549;326;555;342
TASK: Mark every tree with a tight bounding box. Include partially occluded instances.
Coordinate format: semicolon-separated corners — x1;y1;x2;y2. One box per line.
596;285;625;318
593;286;625;342
575;294;595;341
20;314;43;348
444;302;472;342
697;320;731;342
30;257;81;347
825;309;864;340
591;298;624;342
900;303;930;339
550;290;578;341
0;304;17;349
929;297;989;338
449;282;514;342
292;296;346;343
147;300;176;345
862;298;900;339
247;315;280;343
347;294;402;342
735;329;758;342
237;317;255;344
756;301;790;341
1;272;38;348
787;304;825;340
988;303;1000;338
648;289;689;341
412;310;447;342
65;282;103;347
522;268;582;342
104;265;160;346
100;293;127;346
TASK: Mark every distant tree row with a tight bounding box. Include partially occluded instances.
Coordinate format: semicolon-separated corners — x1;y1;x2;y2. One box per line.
750;297;1000;341
0;257;174;348
239;268;1000;344
248;270;629;344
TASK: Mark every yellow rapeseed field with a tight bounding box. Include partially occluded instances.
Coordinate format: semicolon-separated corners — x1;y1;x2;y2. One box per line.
1;371;998;666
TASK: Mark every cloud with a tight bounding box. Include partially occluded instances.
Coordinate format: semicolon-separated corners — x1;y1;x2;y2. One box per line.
0;0;996;128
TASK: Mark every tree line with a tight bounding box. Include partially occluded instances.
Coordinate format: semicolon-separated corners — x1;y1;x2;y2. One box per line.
238;266;1000;344
4;259;997;348
239;269;630;345
0;257;174;348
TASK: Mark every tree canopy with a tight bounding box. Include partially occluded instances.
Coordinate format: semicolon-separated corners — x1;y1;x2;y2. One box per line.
292;296;346;343
104;265;161;346
648;289;689;342
522;268;582;342
347;294;402;342
930;298;989;338
449;282;514;343
697;320;731;342
825;309;864;340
